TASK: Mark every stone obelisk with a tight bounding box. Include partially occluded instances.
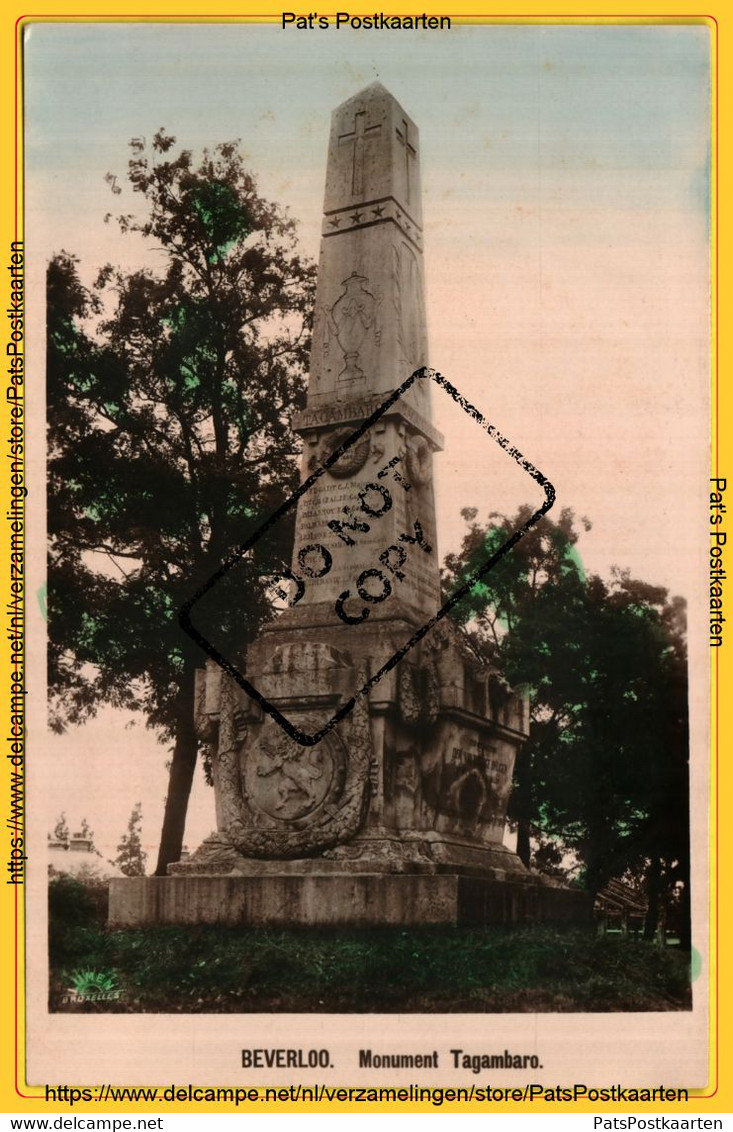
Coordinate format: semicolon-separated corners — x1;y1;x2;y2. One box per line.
287;81;442;626
109;85;587;927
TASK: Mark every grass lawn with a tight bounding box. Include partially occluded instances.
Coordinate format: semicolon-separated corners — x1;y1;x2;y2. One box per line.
49;875;691;1014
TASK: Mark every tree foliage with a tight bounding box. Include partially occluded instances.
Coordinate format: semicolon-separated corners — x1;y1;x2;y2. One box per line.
52;812;70;842
47;131;316;872
114;802;147;877
443;506;690;941
79;817;96;849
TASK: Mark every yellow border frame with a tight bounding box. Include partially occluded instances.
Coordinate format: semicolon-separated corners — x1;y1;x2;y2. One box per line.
1;3;725;1114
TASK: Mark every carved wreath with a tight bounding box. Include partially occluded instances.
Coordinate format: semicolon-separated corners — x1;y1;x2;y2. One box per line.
217;673;373;858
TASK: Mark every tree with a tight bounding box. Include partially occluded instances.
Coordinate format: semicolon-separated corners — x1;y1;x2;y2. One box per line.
52;812;69;842
600;574;690;944
443;505;591;867
115;803;147;877
79;817;96;849
443;507;690;942
47;131;316;874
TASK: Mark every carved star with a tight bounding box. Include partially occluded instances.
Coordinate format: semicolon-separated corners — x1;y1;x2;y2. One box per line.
350;211;363;223
328;216;342;228
372;204;385;217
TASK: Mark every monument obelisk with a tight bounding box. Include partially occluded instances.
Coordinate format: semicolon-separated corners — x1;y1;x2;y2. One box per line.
286;81;442;628
110;84;587;926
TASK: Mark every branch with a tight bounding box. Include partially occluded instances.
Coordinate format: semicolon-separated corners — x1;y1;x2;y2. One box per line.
82;542;144;560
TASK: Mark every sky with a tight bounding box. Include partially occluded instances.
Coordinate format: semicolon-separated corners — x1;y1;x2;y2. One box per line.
25;22;711;861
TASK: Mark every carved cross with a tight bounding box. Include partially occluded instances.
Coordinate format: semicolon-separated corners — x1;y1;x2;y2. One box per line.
395;118;417;205
338;110;383;197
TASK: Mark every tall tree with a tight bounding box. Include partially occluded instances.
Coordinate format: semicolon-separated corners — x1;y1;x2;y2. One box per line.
443;505;591;866
47;132;316;874
600;574;690;944
443;507;690;940
114;803;147;877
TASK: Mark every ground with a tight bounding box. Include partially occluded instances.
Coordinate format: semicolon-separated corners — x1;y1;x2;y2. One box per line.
49;875;691;1014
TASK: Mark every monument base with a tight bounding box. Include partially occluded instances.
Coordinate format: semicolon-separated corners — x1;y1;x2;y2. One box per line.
108;871;589;929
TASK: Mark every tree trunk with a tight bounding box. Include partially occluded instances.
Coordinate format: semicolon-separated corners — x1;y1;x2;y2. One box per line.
678;869;692;952
516;818;531;868
584;879;600;908
643;855;662;941
582;836;603;908
154;662;200;876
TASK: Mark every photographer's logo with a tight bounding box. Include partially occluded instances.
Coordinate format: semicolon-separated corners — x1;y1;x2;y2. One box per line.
62;969;122;1004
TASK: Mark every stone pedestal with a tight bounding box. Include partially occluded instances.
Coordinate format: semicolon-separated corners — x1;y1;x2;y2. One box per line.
109;873;589;929
174;617;533;875
109;615;587;926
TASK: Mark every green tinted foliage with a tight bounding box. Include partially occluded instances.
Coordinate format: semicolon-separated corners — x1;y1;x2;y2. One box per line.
47;136;315;739
48;921;691;1014
47;135;316;872
443;507;689;912
187;180;251;261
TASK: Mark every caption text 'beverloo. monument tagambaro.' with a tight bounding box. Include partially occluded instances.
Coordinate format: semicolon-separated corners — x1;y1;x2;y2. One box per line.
109;83;587;927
